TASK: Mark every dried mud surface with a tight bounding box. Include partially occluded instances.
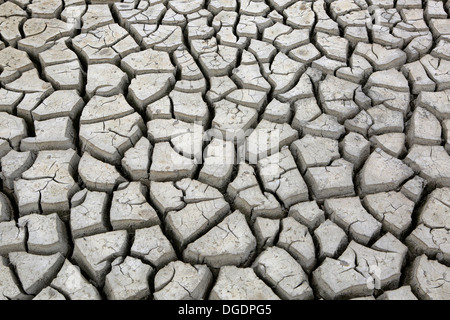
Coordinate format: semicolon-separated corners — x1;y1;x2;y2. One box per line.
0;0;449;300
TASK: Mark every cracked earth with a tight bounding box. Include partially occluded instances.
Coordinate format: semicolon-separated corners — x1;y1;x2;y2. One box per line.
0;0;450;301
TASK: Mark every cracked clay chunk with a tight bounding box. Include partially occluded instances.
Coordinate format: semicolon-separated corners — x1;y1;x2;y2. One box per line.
110;182;160;231
150;142;198;182
14;149;80;215
209;266;280;300
0;256;29;300
50;259;101;300
312;235;406;300
324;197;382;246
78;152;127;192
2;0;450;302
404;145;450;188
277;217;316;273
18;213;69;256
314;219;348;261
104;256;153;300
70;189;109;239
72;230;128;287
257;147;309;207
183;210;256;269
165;195;230;250
130;225;177;269
252;246;314;300
153;261;213;300
0;221;26;255
358;149;414;195
8;251;64;295
405;188;450;265
304;159;355;200
407;255;450;300
0;112;28;149
363;191;415;238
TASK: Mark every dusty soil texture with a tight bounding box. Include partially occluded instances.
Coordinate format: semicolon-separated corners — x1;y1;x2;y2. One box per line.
0;0;449;300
